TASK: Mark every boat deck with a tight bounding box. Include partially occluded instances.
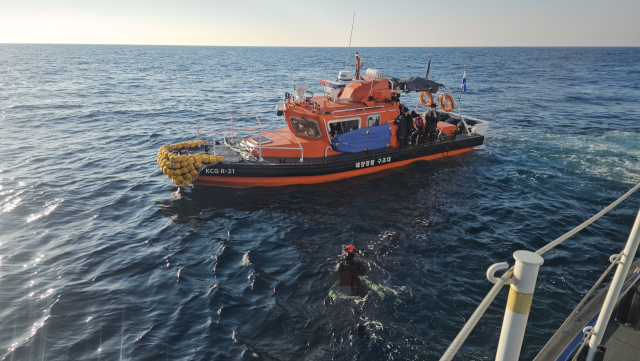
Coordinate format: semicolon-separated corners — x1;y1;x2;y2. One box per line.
201;133;481;165
534;258;640;361
601;321;640;361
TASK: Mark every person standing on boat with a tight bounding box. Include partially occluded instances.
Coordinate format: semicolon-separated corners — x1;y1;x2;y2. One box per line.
404;106;414;145
395;104;411;148
410;110;426;145
425;103;439;142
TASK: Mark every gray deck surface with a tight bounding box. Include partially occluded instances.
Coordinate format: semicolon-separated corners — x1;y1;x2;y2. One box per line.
601;321;640;361
534;258;640;361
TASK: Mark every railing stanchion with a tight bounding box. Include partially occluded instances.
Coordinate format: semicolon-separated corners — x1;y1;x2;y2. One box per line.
441;85;471;134
495;251;544;361
439;268;513;361
231;115;234;143
586;208;640;361
438;182;639;361
259;129;263;162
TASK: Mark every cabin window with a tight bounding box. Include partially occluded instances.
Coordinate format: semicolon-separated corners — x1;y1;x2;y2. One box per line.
289;116;322;138
327;118;360;138
367;115;381;127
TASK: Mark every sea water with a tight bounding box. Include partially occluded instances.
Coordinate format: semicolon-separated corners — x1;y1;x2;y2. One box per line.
1;45;639;360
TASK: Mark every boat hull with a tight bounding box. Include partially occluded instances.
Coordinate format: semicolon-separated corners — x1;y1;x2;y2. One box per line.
192;135;484;188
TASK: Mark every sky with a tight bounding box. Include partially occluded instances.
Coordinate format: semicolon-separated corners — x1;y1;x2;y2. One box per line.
1;0;639;46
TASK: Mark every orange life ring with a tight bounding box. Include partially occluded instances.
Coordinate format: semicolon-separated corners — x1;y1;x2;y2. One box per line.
438;94;455;112
419;92;434;107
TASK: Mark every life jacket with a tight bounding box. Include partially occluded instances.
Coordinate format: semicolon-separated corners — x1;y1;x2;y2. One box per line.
414;115;425;131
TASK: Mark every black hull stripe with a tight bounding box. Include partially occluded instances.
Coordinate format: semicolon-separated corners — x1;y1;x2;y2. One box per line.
199;135;484;178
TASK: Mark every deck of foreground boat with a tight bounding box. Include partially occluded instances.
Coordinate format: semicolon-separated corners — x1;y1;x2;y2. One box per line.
599;320;640;361
534;258;640;361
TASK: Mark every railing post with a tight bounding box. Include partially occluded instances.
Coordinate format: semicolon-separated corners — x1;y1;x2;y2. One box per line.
495;251;544;361
586;208;640;361
231;115;234;142
259;129;263;162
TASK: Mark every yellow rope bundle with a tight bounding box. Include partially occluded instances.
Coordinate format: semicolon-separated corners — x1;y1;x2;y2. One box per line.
156;141;224;187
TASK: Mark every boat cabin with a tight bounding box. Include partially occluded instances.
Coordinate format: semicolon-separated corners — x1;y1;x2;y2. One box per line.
248;68;459;160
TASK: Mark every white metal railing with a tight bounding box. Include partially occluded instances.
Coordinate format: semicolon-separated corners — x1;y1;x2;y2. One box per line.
211;128;305;163
197;113;264;144
446;113;491;136
586;208;640;361
439;181;640;361
440;85;472;135
197;114;304;163
328;105;385;114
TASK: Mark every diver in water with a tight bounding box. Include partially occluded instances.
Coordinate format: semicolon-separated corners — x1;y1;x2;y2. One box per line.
329;245;386;302
335;245;367;296
328;245;387;337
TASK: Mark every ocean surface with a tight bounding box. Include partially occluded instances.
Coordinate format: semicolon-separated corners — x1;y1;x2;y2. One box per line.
1;45;639;361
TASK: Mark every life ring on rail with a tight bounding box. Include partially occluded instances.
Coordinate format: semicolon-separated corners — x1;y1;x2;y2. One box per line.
438;94;455;112
419;91;434;107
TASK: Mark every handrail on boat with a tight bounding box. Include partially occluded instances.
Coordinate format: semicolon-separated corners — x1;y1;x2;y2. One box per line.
439;181;640;361
198;113;304;163
211;127;305;163
197;113;265;144
441;85;472;135
446;113;489;124
257;129;304;163
324;146;332;157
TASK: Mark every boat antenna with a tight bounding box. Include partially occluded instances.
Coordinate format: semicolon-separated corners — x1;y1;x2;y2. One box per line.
416;59;432;111
369;46;379;98
345;12;355;70
425;58;431;79
325;60;328;82
324;60;328;100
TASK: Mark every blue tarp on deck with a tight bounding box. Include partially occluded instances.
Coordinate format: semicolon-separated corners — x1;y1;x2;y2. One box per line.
331;124;392;153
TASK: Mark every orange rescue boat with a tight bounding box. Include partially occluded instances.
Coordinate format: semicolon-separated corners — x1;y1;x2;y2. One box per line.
155;56;489;188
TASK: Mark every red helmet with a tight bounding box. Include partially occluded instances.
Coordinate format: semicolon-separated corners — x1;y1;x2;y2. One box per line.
342;245;357;258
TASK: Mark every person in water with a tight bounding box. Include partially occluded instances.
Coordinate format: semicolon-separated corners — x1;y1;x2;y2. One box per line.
425;103;439;142
328;245;385;303
335;245;367;296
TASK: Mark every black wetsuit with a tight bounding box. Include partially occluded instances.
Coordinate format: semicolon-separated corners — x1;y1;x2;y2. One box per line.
406;114;415;142
395;114;411;148
425;111;439;142
335;258;367;297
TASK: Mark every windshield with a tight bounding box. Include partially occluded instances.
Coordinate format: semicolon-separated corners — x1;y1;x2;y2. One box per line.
289;116;322;138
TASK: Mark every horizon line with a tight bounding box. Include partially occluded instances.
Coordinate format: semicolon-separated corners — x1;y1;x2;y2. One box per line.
1;43;639;48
